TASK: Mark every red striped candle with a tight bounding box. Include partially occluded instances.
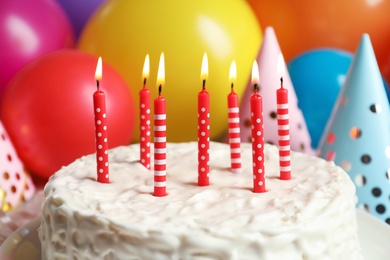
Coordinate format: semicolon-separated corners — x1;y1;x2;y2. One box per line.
250;60;265;193
198;53;210;186
277;54;291;180
93;57;109;183
227;61;241;173
154;53;167;197
140;54;151;170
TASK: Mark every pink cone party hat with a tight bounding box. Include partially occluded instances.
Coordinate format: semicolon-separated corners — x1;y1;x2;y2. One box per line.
239;27;314;155
0;121;35;212
318;34;390;224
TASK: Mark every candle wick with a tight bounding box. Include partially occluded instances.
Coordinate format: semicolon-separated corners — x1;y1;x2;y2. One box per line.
280;77;283;89
202;79;206;90
253;84;258;93
231;83;234;93
143;78;147;86
96;80;100;90
158;84;162;97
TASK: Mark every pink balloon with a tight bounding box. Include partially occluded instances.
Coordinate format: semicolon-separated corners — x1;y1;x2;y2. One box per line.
0;0;74;102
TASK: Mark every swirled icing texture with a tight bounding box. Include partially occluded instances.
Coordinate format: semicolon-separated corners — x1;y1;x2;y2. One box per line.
38;142;363;260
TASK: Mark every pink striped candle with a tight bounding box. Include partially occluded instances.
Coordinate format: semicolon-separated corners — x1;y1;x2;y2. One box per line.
250;60;265;193
198;53;210;186
140;54;151;170
154;53;167;196
93;57;109;183
227;61;241;173
276;54;291;180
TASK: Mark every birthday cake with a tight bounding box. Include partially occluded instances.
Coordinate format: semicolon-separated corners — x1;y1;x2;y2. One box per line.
38;142;363;259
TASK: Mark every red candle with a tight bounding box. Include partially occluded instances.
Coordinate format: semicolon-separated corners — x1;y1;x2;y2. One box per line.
154;53;167;197
227;61;241;173
277;54;291;180
140;54;151;170
93;57;109;183
198;53;210;186
250;60;265;192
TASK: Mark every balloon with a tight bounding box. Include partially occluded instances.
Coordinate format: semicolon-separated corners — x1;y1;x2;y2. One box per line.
0;50;136;180
247;0;390;83
78;0;262;142
288;49;352;149
0;0;74;102
55;0;105;39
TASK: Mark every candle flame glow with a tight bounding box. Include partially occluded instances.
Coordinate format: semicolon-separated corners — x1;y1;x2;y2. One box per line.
277;53;285;79
229;60;236;85
142;54;150;80
200;52;208;81
156;52;165;88
95;56;102;81
251;60;259;87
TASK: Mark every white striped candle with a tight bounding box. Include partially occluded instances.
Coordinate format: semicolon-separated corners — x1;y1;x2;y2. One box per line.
276;76;291;180
227;61;241;173
153;53;167;196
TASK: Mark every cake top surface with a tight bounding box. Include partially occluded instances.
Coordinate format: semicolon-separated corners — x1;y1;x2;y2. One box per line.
44;142;354;235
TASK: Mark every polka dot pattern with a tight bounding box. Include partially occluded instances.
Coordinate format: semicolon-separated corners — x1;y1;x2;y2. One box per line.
318;47;390;225
238;41;314;156
250;90;265;193
140;87;151;170
93;89;109;183
198;88;210;186
0;121;36;212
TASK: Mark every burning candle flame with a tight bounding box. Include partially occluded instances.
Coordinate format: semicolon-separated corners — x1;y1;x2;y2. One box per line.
156;52;165;92
229;60;236;86
200;52;208;82
277;53;285;79
95;57;102;81
142;54;150;81
251;60;259;89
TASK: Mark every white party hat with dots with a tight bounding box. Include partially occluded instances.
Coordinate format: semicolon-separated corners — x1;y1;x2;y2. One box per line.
239;27;314;155
318;34;390;224
0;120;36;212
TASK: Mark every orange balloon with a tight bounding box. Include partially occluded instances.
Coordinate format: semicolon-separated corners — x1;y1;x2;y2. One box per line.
248;0;390;82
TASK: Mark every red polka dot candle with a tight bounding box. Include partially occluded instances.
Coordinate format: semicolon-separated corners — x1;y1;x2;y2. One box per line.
227;61;241;173
154;53;167;197
140;54;151;170
250;60;265;193
198;53;210;186
94;57;109;183
276;54;291;180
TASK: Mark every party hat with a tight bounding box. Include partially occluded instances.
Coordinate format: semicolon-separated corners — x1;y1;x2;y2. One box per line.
0;121;36;212
318;34;390;224
239;27;314;155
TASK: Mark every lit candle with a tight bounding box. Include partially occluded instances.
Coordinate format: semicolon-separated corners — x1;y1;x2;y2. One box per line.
154;52;167;197
94;57;109;183
140;54;151;170
227;61;241;173
276;54;291;180
250;60;265;192
198;53;210;186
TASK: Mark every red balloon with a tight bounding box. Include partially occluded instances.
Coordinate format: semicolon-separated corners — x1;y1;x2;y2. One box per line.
247;0;390;82
0;50;136;180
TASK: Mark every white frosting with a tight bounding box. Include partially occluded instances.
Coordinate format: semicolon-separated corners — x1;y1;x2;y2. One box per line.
39;142;362;260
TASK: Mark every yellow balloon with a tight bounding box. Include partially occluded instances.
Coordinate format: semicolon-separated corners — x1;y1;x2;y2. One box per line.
78;0;262;142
